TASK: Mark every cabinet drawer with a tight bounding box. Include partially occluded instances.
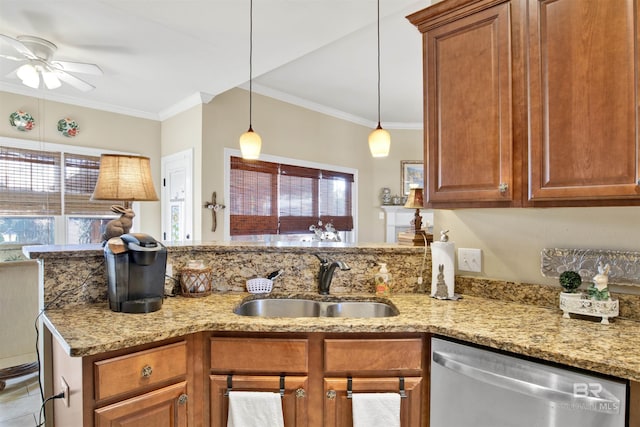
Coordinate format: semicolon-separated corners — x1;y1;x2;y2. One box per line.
94;341;187;400
211;337;308;373
324;338;423;374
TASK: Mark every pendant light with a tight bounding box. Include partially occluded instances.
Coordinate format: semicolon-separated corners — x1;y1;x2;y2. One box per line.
368;0;391;158
239;0;262;159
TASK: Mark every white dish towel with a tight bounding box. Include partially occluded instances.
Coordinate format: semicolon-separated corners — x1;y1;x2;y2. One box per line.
227;391;285;427
352;393;401;427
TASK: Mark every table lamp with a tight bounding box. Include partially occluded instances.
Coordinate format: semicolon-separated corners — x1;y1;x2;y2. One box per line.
91;154;159;242
398;187;432;246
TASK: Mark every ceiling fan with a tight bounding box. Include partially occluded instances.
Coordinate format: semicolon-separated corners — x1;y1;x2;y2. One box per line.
0;34;102;92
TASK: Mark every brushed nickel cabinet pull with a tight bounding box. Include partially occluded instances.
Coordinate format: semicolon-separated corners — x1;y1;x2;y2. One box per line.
295;388;306;398
178;394;188;405
326;390;336;400
141;365;153;378
499;183;508;193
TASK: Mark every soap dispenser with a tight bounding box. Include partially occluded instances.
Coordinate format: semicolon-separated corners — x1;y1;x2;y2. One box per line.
375;263;392;296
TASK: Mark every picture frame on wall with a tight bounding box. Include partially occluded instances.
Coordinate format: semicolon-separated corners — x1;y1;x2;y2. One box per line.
401;160;424;196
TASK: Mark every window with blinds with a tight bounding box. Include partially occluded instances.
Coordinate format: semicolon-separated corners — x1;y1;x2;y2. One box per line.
64;153;114;215
230;156;354;236
0;146;62;215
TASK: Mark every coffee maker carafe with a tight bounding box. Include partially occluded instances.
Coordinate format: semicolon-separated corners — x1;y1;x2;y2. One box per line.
104;233;167;313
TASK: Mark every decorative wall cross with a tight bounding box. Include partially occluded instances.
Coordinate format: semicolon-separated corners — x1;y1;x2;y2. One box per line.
204;191;226;232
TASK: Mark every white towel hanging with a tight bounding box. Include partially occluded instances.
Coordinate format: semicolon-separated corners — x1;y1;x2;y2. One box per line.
352;392;401;427
227;391;285;427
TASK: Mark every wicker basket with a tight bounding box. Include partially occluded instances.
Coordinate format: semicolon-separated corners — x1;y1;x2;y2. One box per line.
180;266;213;297
246;278;273;294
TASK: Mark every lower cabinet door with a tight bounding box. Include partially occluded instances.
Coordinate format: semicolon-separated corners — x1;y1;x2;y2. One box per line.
323;377;422;427
94;381;188;427
210;375;308;427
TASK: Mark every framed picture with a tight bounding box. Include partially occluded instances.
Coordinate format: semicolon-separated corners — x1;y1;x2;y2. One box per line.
401;161;424;196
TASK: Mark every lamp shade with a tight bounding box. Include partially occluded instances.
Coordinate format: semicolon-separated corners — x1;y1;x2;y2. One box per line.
92;154;159;202
368;126;391;157
239;128;262;160
404;187;424;209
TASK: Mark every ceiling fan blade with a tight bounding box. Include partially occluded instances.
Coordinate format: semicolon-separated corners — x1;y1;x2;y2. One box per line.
55;70;95;92
0;34;37;59
51;60;102;76
0;53;25;62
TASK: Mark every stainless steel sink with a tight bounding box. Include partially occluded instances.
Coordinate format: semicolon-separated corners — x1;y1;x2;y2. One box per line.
324;301;397;318
234;297;398;318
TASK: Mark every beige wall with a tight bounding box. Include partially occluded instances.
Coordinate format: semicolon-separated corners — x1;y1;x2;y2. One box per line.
199;88;423;242
435;207;640;291
0;91;162;237
161;104;204;240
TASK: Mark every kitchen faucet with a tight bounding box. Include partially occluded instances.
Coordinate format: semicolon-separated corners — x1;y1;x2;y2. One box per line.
315;254;350;295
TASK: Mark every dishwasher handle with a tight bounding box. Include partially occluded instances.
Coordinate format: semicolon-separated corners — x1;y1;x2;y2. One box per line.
432;350;621;414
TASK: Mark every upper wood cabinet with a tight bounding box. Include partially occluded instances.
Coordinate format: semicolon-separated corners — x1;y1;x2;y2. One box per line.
408;0;640;207
527;0;640;201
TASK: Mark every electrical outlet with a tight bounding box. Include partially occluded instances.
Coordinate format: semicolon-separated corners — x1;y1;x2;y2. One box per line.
458;248;482;272
60;376;69;407
166;263;173;277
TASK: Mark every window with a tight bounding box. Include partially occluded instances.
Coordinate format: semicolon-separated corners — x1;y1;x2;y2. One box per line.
0;139;129;245
229;156;355;238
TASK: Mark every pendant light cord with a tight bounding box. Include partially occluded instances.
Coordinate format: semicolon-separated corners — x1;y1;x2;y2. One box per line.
249;0;254;130
376;0;381;127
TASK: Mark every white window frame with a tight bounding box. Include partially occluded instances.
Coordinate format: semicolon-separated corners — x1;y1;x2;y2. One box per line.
0;136;141;245
223;148;358;242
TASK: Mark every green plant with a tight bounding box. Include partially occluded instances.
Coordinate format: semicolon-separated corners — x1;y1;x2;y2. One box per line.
559;270;582;293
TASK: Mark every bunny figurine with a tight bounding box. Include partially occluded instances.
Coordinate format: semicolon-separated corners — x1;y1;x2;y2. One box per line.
102;205;135;241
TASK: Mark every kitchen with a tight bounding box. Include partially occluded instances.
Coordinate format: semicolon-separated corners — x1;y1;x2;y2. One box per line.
2;0;640;426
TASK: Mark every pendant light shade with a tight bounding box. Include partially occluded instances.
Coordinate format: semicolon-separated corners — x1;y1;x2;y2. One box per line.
369;0;390;158
239;0;261;159
369;125;391;157
239;126;262;160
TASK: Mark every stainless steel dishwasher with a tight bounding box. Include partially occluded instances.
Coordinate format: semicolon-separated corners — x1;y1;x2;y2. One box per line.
431;337;627;427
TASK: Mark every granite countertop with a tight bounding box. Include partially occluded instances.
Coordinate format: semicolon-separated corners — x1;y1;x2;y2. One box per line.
43;292;640;382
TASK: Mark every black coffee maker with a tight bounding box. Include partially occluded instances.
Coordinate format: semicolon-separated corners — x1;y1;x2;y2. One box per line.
104;233;167;313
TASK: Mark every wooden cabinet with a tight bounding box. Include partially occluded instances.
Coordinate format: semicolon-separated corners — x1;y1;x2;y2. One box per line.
527;0;640;201
94;381;188;427
408;0;640;207
323;338;425;427
47;332;194;427
209;337;310;427
208;335;426;427
421;1;515;205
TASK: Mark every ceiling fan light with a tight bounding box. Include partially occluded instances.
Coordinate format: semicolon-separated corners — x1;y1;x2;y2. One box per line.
42;70;61;89
368;125;390;157
239;128;262;160
17;64;39;88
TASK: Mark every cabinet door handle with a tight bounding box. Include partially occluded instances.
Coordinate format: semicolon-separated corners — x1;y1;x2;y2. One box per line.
326;390;336;400
498;183;508;193
178;394;188;405
141;365;153;378
295;388;306;399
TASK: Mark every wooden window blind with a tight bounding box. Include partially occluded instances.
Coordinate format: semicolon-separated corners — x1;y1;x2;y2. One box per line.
0;146;62;215
230;156;278;235
230;156;354;236
279;164;319;234
64;153;114;215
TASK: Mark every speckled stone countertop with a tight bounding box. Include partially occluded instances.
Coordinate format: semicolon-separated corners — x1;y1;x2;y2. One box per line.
43;292;640;383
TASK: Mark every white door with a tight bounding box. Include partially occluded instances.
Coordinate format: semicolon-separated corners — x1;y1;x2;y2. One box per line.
161;149;193;242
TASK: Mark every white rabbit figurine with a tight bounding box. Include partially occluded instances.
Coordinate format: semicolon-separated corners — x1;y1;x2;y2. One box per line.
102;205;135;241
593;262;611;291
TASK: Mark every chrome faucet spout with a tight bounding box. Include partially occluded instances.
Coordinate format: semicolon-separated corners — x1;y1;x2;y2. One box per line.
317;257;350;295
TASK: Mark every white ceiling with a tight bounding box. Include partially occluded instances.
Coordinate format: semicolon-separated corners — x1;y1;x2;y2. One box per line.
0;0;431;128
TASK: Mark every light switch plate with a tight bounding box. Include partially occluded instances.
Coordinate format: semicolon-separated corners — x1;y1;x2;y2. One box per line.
458;248;482;272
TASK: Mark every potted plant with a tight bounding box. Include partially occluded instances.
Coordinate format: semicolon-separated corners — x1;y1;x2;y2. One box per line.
559;270;582;297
